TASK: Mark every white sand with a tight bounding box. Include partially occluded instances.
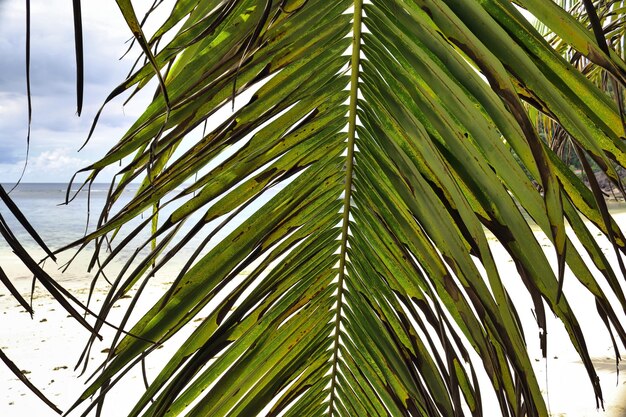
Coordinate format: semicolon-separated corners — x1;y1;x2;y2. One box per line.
2;216;626;416
0;250;185;417
484;220;626;417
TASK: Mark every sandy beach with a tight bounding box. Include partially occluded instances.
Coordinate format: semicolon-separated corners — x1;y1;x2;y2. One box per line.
0;248;191;417
3;215;626;416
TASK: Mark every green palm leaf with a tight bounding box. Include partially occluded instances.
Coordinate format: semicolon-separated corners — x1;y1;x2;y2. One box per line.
61;1;626;416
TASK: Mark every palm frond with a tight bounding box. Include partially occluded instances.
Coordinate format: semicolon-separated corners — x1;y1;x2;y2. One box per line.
58;1;626;416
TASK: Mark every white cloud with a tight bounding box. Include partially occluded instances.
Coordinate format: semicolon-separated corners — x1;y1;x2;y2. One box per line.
28;148;89;171
0;148;91;183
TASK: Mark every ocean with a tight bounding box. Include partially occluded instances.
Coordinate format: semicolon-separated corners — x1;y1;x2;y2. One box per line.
0;182;235;282
0;183;139;250
0;181;277;285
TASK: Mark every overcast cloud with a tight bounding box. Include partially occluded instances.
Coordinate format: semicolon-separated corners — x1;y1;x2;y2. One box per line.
0;0;159;182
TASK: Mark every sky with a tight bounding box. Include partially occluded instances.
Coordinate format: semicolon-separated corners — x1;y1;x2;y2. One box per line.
0;0;159;183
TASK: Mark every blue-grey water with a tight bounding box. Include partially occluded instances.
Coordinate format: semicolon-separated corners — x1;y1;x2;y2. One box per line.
0;182;280;282
0;183;249;279
0;183;142;251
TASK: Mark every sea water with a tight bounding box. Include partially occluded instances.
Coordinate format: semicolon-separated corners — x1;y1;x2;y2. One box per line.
0;183;136;250
0;182;254;284
0;181;279;284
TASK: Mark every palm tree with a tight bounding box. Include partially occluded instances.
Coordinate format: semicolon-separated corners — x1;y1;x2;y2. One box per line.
12;0;626;416
532;0;626;190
